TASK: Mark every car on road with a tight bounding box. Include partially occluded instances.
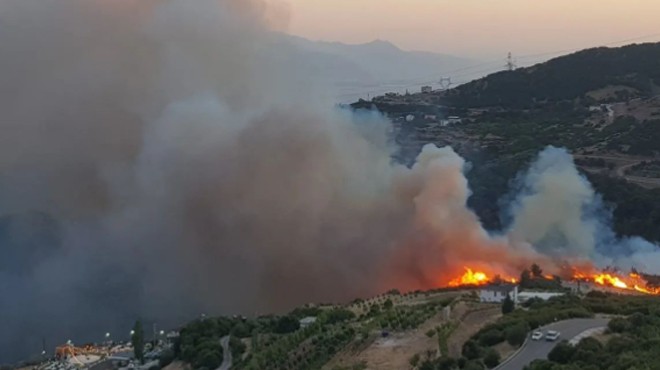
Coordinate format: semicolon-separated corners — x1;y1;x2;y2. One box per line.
545;330;561;341
531;331;544;340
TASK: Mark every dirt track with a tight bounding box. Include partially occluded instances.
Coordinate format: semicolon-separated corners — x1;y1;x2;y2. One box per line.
574;154;660;189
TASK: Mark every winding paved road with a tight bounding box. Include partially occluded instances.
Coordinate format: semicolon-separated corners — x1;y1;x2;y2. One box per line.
497;318;609;370
217;335;232;370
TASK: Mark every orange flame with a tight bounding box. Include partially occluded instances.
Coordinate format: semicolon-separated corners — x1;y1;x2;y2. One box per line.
571;270;660;295
443;265;660;295
446;267;517;287
448;268;489;287
593;273;628;289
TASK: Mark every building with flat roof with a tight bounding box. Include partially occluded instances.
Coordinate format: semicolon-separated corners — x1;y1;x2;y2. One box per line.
479;285;518;303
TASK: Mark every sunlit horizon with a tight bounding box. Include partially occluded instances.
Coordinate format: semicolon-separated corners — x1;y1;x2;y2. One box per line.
284;0;660;59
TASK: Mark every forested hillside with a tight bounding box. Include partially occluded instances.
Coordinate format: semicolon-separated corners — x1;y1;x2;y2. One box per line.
443;43;660;108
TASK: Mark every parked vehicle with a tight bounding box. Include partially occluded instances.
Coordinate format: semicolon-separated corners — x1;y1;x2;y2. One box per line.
531;331;544;340
545;330;560;341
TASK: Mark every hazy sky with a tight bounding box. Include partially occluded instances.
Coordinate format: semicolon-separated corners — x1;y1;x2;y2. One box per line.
284;0;660;59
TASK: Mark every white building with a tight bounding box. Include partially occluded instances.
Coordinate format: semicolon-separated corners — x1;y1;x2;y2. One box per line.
447;116;462;124
562;280;592;294
299;316;317;328
440;116;463;126
479;285;518;303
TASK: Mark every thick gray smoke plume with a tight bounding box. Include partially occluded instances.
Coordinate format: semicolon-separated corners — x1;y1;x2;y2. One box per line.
1;0;658;363
0;0;413;360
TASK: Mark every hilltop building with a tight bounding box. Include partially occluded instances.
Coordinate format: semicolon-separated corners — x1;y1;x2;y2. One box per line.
479;285;518;303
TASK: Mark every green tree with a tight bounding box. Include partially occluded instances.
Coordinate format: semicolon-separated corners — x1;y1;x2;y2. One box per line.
229;336;247;360
409;354;421;368
231;322;251;338
383;299;394;310
274;315;300;334
502;294;515;315
524;360;554;370
478;329;504;346
158;349;175;368
463;360;484;370
547;341;576;364
322;308;356;324
607;317;629;333
196;350;221;369
505;322;530;346
132;320;145;364
437;357;458;370
462;340;482;360
419;360;435;370
530;264;543;278
483;348;501;368
520;269;532;288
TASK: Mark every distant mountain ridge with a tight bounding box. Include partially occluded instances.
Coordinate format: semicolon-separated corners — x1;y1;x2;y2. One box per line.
443;42;660;108
281;35;474;101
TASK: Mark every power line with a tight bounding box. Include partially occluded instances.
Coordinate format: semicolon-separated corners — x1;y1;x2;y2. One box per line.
336;31;660;101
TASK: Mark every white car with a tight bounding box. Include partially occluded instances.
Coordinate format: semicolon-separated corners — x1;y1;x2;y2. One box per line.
531;331;544;340
545;330;561;341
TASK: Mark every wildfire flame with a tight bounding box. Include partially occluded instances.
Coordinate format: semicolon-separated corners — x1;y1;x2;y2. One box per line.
572;270;660;295
444;265;660;296
447;267;517;287
593;274;628;289
448;268;489;287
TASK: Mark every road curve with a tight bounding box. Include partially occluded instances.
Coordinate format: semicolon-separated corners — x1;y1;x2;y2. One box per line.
217;335;232;370
497;318;609;370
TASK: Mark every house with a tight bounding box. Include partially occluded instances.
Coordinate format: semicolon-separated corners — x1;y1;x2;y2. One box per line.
440;116;463;126
421;86;433;94
299;316;317;328
447;116;462;124
516;291;565;303
479;285;518;303
562;280;592;294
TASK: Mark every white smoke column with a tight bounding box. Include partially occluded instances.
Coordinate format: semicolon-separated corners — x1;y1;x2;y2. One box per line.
507;146;660;274
507;147;601;258
384;144;550;290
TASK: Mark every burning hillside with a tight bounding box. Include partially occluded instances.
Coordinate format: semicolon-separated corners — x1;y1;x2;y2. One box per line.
441;264;660;296
1;0;660;362
572;270;660;295
446;268;517;287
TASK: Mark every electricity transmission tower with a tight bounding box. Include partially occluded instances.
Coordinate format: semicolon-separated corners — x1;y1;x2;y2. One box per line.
438;77;452;90
505;52;517;71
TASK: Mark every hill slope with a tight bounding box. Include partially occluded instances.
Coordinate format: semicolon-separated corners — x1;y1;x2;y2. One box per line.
443;42;660;108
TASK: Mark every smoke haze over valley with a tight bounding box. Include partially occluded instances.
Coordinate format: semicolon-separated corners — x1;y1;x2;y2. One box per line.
0;0;659;363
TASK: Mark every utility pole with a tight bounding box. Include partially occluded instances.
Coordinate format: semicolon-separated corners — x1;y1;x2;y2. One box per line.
506;52;517;71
